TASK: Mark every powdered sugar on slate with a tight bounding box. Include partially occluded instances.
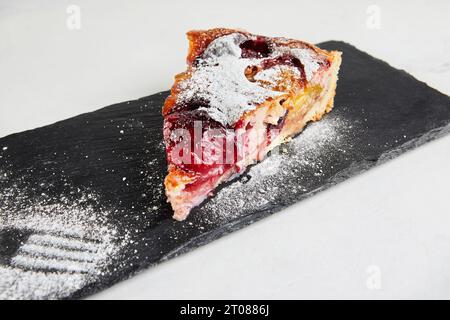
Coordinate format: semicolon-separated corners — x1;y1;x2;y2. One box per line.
200;115;354;224
0;182;129;300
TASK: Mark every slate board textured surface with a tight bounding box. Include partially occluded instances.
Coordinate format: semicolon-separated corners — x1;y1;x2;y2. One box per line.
0;41;449;299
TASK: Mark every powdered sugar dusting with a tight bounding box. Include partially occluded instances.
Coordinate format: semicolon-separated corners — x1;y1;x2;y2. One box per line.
0;266;88;300
254;65;302;84
291;48;321;81
200;115;355;223
269;46;321;81
0;179;130;300
178;33;282;125
177;33;322;126
17;242;101;263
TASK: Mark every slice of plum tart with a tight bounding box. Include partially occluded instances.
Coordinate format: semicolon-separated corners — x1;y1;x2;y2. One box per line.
162;28;342;220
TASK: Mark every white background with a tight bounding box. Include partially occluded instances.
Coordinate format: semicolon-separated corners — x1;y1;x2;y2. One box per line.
1;0;449;299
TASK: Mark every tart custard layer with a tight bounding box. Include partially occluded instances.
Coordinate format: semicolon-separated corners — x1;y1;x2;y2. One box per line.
163;28;342;220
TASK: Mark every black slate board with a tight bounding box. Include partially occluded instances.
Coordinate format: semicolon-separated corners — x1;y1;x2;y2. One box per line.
0;41;449;300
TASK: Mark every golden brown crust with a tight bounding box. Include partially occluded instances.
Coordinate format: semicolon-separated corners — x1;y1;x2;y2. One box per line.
162;71;190;116
164;165;195;191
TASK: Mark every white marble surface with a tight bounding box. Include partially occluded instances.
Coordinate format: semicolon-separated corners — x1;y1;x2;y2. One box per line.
1;0;449;299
